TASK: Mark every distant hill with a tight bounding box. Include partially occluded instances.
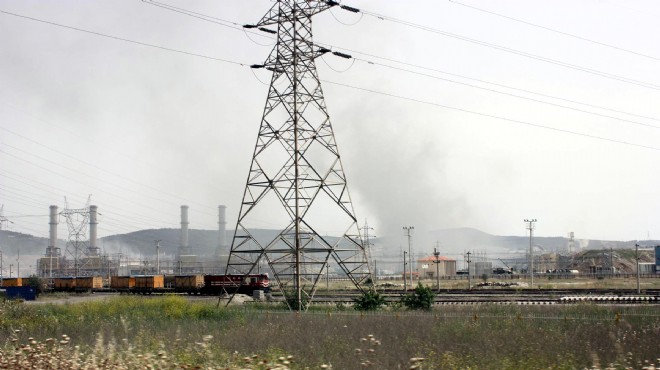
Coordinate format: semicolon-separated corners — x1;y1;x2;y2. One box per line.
1;227;656;260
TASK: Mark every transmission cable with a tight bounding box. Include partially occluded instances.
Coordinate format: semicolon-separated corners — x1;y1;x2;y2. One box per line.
448;0;660;62
350;58;660;130
3;8;659;152
0;9;248;66
133;1;660;122
314;42;660;123
321;79;660;152
329;7;364;26
357;9;660;91
140;0;275;45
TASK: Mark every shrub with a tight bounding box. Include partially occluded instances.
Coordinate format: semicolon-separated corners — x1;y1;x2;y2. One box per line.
25;275;47;295
283;291;309;311
402;282;435;310
353;289;386;311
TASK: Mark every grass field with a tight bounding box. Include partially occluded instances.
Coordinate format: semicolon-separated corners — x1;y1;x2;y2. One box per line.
1;295;659;369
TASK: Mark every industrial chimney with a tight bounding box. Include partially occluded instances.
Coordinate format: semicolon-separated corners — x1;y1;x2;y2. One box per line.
47;205;58;257
179;205;190;256
89;205;99;256
217;205;227;255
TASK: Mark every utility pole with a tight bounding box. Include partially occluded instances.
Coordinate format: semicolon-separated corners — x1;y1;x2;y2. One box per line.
635;243;640;294
466;251;472;290
403;226;414;287
403;251;408;292
524;219;537;287
433;245;440;291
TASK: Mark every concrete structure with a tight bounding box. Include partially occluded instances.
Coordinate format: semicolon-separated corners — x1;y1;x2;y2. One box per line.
88;205;99;256
418;255;456;279
179;205;190;256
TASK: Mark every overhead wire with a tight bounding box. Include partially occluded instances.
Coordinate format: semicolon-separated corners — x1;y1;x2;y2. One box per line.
138;1;660;92
1;8;659;155
0;140;217;219
0;9;248;66
320;79;660;152
313;43;660;123
139;0;275;45
357;9;660;91
4;4;660;242
0;125;218;219
448;0;660;62
328;7;364;26
350;58;660;130
130;1;660;123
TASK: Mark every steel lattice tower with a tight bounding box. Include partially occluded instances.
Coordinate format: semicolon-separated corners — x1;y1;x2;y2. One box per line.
226;0;371;310
62;196;92;276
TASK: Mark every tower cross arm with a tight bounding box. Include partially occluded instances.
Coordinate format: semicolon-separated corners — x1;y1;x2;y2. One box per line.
250;1;338;28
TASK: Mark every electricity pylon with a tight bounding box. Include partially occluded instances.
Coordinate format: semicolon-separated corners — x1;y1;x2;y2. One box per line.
226;0;370;310
62;196;91;276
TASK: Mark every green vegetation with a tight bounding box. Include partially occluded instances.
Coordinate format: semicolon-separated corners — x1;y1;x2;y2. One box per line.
1;295;659;369
352;289;387;311
402;282;436;310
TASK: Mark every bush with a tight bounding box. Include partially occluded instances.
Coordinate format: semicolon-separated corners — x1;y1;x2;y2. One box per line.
402;282;435;310
283;291;309;311
353;289;386;311
25;275;47;295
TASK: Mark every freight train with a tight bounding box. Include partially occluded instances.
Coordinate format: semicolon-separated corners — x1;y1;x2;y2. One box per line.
48;274;270;295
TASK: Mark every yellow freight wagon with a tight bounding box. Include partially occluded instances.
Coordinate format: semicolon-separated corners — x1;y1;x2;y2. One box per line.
110;276;135;289
174;275;204;291
135;275;164;289
1;278;22;287
53;277;76;290
76;276;103;289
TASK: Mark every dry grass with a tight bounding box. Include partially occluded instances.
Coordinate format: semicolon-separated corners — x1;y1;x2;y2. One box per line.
1;296;659;369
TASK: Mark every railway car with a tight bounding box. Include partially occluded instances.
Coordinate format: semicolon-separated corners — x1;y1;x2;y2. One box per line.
133;275;165;294
76;276;103;290
110;276;135;290
53;277;76;291
174;274;204;293
1;278;23;287
202;274;270;295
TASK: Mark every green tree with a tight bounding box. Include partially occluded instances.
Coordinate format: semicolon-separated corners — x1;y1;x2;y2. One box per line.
353;289;386;311
402;282;435;310
25;275;47;296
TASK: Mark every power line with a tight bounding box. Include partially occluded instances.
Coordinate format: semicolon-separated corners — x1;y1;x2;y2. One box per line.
0;9;248;66
357;8;660;91
140;0;275;44
321;79;660;152
351;58;660;130
137;0;660;91
329;47;660;123
132;1;660;123
448;0;660;62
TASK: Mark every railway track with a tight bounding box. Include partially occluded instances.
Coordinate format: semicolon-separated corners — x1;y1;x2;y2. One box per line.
305;288;660;306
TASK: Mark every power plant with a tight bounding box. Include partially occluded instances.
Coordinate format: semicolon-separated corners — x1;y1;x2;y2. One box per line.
36;203;230;279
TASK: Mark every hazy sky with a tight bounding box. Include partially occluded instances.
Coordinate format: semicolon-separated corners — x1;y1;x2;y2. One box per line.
2;0;660;259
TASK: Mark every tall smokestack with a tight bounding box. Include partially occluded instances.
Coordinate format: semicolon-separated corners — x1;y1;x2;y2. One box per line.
217;205;227;254
179;205;190;256
48;205;58;257
89;205;99;256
